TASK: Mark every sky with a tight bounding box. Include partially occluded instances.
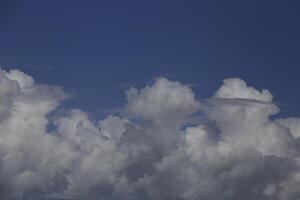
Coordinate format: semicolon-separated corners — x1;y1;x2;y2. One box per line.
1;1;300;200
1;0;300;118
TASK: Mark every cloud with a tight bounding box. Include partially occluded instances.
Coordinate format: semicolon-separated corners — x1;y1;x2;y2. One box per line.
124;77;199;122
214;78;273;102
0;70;300;200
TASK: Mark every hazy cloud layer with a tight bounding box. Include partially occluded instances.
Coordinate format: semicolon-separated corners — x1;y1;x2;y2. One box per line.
0;69;300;200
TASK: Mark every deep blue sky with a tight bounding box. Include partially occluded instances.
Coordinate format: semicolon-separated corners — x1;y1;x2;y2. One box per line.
1;0;300;118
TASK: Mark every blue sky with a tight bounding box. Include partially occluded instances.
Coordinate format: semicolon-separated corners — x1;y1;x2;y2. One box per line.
1;0;300;118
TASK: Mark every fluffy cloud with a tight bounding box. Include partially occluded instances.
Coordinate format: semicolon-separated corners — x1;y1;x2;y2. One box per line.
124;77;199;125
0;69;300;200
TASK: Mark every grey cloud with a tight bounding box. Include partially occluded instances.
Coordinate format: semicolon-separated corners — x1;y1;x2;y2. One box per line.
0;70;299;200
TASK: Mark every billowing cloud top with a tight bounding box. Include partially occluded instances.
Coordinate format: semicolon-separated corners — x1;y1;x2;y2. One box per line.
0;69;300;200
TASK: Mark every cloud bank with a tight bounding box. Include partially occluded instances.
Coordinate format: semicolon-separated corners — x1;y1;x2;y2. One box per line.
0;69;300;200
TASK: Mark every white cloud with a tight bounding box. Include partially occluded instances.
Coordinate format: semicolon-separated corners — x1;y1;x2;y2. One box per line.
214;78;273;101
124;77;199;123
0;69;299;200
277;117;300;138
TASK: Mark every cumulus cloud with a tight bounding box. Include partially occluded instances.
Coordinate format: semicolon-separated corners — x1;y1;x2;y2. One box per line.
0;69;300;200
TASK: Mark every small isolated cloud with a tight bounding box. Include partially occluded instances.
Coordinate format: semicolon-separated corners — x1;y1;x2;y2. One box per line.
0;69;299;200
